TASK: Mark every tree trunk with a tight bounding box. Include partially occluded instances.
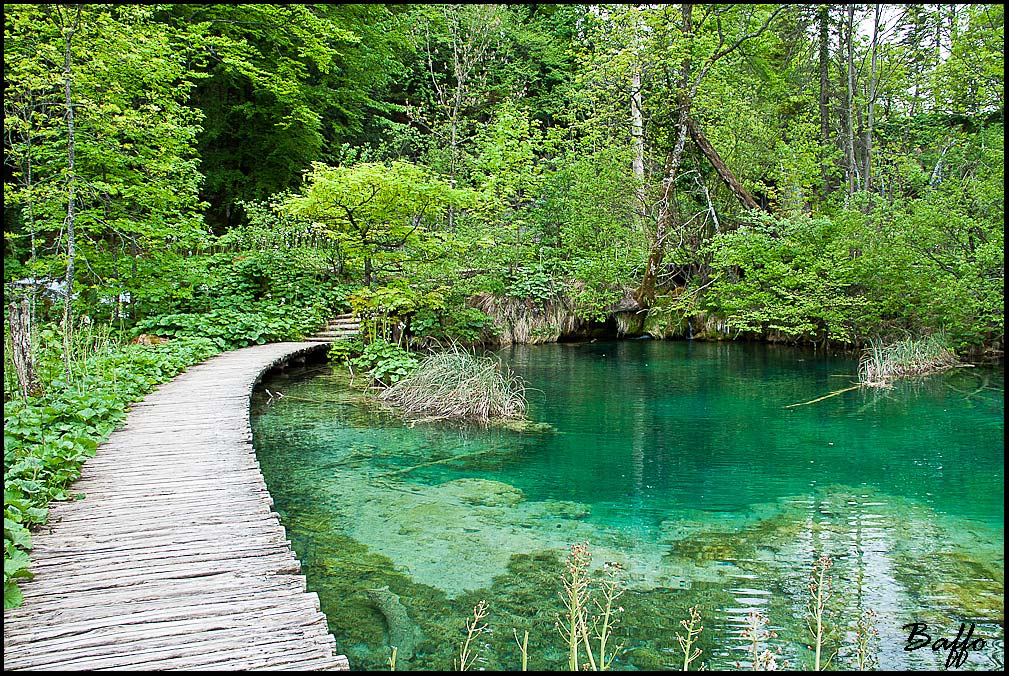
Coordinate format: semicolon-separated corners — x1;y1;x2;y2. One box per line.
818;6;832;195
630;68;646;226
863;4;881;196
61;8;81;373
636;103;692;307
686;117;761;211
844;5;858;197
9;300;41;399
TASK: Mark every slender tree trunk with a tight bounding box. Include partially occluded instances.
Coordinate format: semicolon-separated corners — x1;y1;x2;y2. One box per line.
863;4;880;196
61;7;81;373
844;5;858;197
631;68;646;225
447;90;461;230
818;6;832;195
636;100;692;307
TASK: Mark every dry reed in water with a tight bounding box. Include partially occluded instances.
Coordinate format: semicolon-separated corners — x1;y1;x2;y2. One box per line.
379;346;526;424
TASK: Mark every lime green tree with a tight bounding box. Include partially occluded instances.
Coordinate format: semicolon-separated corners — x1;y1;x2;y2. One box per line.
283;161;472;287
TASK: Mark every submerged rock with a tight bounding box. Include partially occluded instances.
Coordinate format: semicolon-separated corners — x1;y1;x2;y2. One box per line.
537;500;591;519
438;478;525;507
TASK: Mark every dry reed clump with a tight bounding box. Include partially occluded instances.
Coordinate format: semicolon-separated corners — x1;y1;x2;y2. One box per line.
858;333;959;388
378;347;527;424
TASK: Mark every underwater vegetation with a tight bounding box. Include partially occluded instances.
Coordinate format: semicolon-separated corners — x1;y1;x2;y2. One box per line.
271;484;1003;671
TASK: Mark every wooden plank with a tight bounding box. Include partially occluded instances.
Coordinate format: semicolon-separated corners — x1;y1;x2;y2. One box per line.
5;594;328;646
6;573;309;614
32;516;286;545
2;342;348;670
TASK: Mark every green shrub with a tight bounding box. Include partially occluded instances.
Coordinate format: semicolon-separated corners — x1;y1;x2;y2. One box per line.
133;304;325;350
505;264;557;307
350;340;419;386
410;306;498;345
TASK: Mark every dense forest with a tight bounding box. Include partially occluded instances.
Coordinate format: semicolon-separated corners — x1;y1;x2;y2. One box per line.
5;3;1004;351
2;4;1004;606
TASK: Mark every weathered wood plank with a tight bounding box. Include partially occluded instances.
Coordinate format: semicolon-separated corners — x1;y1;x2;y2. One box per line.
8;573;310;614
2;342;348;671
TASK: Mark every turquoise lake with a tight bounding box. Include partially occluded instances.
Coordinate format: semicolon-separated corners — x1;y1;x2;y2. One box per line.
251;341;1004;670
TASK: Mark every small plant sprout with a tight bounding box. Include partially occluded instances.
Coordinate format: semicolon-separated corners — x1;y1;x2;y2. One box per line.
558;542;593;671
851;608;880;670
806;554;836;670
455;600;490;671
676;605;703;671
388;646;397;671
512;628;529;671
737;610;787;671
588;561;626;670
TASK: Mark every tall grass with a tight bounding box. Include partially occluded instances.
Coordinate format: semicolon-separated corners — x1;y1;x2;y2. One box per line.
379;346;527;424
857;333;959;388
3;313;125;401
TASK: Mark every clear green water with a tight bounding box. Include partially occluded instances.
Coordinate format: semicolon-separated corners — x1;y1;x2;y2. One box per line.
251;341;1004;671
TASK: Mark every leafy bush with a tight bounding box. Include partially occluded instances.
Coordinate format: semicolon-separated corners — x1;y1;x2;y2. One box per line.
328;337;364;363
349;340;419;386
409;306;498;344
133;304;325;350
505;264;558;307
3;334;220;608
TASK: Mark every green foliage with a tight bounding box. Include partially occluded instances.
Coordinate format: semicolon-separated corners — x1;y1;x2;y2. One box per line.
349;340;419;387
505;265;557;307
3;331;220;608
284;161;474;285
704;213;869;343
410;306;498;345
159;4;406;228
133;305;325;350
328;338;364;363
147;199;356;318
4;4;208;322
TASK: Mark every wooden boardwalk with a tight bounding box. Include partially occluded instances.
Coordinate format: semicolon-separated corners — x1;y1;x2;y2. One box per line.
3;342;350;671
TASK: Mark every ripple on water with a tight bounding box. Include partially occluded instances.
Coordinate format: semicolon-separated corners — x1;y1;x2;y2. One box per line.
252;342;1003;671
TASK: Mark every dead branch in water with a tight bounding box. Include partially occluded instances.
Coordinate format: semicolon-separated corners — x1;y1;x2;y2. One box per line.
785;385;860;408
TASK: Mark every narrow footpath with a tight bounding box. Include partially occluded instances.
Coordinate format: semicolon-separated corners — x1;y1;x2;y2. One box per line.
3;342;350;671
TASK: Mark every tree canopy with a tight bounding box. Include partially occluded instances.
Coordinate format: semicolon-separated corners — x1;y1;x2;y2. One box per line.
4;3;1004;351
